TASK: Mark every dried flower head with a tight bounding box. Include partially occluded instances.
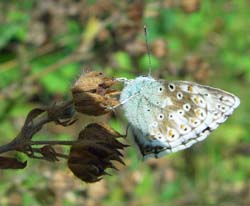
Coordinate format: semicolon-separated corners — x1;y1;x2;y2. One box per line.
71;71;120;116
68;123;128;183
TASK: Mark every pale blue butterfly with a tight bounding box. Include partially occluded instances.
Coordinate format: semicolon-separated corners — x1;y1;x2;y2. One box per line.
117;27;240;160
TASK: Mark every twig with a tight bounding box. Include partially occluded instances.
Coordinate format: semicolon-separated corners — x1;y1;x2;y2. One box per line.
30;140;77;146
0;100;76;159
0;142;16;154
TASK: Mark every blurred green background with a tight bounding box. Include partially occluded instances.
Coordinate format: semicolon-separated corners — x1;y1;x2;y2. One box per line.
0;0;250;205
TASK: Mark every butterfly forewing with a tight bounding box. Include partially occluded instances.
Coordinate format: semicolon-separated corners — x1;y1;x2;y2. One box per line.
120;76;240;160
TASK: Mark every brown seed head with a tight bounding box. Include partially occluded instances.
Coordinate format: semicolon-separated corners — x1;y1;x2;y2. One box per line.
71;71;120;116
68;123;128;183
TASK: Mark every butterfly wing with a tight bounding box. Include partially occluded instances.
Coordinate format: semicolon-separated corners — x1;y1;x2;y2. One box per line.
122;78;240;160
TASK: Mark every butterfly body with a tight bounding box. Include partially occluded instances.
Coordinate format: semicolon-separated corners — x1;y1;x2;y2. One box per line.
120;76;240;160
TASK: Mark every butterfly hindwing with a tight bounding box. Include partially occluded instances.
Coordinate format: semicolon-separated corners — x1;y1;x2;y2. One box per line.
120;76;240;160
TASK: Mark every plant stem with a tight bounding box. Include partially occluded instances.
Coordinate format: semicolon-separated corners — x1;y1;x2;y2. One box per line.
0;142;15;154
30;140;77;146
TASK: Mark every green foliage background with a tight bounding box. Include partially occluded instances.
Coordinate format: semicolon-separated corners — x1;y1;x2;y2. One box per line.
0;0;250;205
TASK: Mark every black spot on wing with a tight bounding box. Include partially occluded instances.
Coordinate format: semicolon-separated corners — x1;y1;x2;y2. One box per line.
201;126;211;133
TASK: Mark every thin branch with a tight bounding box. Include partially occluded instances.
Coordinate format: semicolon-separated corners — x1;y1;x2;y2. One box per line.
30;140;77;146
0;142;16;154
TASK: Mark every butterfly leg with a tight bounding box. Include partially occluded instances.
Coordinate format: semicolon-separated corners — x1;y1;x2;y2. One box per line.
106;93;137;111
119;124;130;138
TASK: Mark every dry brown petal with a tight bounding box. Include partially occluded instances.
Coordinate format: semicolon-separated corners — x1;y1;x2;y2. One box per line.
78;123;128;149
73;92;118;115
78;123;120;139
68;143;107;183
72;71;116;93
68;163;103;183
0;156;27;169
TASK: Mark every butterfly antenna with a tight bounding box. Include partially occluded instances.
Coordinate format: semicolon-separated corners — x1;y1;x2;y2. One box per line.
144;25;152;76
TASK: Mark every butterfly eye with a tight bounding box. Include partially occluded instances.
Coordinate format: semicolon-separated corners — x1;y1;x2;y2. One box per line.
168;83;175;92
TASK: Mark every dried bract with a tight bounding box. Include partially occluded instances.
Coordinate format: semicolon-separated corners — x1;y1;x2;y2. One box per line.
40;145;59;162
68;123;128;183
46;101;76;126
72;71;120;115
0;156;27;169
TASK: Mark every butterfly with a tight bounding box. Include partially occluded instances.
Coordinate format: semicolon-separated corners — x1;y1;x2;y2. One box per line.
119;75;240;160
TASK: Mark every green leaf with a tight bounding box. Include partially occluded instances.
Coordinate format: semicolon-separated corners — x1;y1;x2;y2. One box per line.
40;73;69;94
160;180;180;201
114;51;133;71
133;168;155;197
60;63;80;78
10;104;33;117
0;68;21;88
139;54;160;72
22;191;39;206
39;63;79;94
